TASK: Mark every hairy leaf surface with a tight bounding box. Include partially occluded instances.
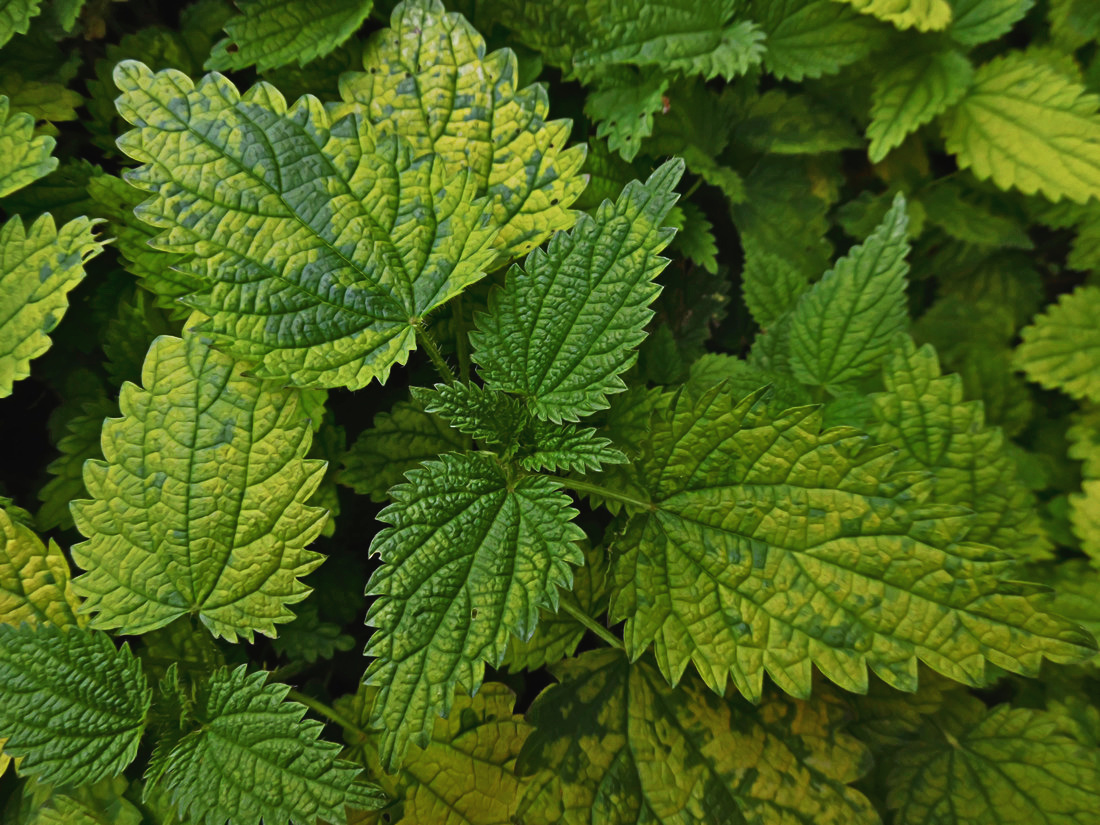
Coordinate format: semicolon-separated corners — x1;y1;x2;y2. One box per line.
515;650;877;825
70;335;329;641
339;0;586;259
365;452;584;770
0;623;150;786
0;214;103;398
471;160;682;422
206;0;374;73
943;54;1100;202
1015;285;1100;402
113;61;500;389
608;385;1095;702
0;94;56;197
887;696;1100;824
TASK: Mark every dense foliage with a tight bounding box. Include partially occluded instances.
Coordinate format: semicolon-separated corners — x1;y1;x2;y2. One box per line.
1;0;1100;823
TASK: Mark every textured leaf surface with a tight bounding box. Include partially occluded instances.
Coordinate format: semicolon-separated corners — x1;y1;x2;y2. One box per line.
1016;286;1100;402
339;0;586;260
113;61;500;390
0;214;103;398
949;0;1034;45
873;338;1050;559
206;0;373;72
943;54;1100;202
789;194;910;390
365;452;584;770
608;385;1095;702
36;396;116;532
0;0;41;49
868;50;974;162
471;160;682;422
888;696;1100;825
754;0;886;81
149;666;381;825
838;0;953;30
0;623;150;786
70;335;329;641
741;240;811;328
585;70;667;162
339;400;468;503
515;650;877;825
0;507;82;628
0;95;56;198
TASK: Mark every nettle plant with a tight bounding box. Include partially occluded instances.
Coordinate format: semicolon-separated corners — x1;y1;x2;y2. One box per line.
3;0;1100;823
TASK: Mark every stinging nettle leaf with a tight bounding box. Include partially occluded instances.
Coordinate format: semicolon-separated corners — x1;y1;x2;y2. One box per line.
0;0;42;50
113;60;501;390
364;451;585;771
789;192;910;391
943;54;1100;203
514;650;878;825
205;0;374;73
0;506;83;628
948;0;1035;46
754;0;888;82
147;666;383;825
339;0;587;261
0;213;104;398
70;335;329;641
0;623;151;787
837;0;953;31
0;94;56;198
471;159;683;422
1015;285;1100;403
607;385;1095;703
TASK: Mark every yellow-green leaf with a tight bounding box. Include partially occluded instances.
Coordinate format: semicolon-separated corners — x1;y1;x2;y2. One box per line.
0;94;56;197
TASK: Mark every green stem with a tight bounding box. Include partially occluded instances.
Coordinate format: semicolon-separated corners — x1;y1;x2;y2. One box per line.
416;325;456;385
559;599;625;651
682;176;704;200
453;294;471;382
287;689;372;745
544;475;652;512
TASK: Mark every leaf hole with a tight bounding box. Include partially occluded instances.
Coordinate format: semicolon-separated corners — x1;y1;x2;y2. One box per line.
471;608;478;618
226;43;239;53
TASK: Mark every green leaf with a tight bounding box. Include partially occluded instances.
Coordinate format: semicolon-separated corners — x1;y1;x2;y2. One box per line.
741;240;812;328
0;95;56;198
585;69;668;162
754;0;887;82
735;90;864;154
205;0;374;73
270;603;354;664
686;353;813;410
339;399;469;503
0;0;42;49
515;650;877;825
1048;0;1100;50
0;623;150;786
70;335;329;641
339;0;586;261
873;337;1051;560
669;201;718;274
1016;286;1100;402
887;696;1100;825
471;159;682;422
607;385;1095;702
1;506;83;627
148;666;382;825
364;451;584;770
0;74;82;122
36;396;116;532
948;0;1034;45
943;54;1100;203
868;50;974;163
1027;560;1100;657
1072;481;1100;561
846;671;956;751
837;0;953;30
919;180;1034;249
12;776;144;825
0;214;104;398
113;61;501;390
788;193;910;391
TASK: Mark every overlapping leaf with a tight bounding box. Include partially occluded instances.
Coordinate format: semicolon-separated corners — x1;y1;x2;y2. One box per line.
146;666;382;825
0;94;56;197
1016;286;1100;402
949;0;1034;45
754;0;887;81
364;451;584;770
70;335;329;641
873;337;1051;559
0;506;82;627
471;159;682;422
205;0;374;73
887;696;1100;824
838;0;953;30
0;623;150;786
514;650;877;824
0;214;104;397
339;0;586;259
943;54;1100;202
113;60;500;389
0;0;41;49
607;384;1095;702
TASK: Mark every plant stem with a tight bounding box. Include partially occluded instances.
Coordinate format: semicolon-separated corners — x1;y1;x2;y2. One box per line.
287;689;372;744
453;294;471;382
544;475;652;511
559;599;625;651
416;325;456;385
